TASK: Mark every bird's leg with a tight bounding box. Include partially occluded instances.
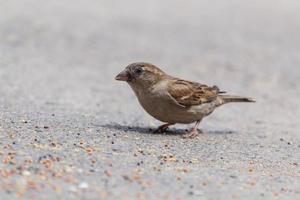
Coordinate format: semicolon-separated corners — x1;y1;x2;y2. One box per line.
153;123;174;133
182;120;202;139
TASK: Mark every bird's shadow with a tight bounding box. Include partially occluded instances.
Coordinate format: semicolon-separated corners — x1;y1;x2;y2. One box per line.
99;123;236;135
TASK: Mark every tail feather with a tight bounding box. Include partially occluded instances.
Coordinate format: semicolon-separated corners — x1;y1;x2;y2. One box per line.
212;85;226;94
220;95;255;103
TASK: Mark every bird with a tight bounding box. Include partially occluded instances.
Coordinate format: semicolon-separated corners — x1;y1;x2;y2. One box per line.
115;62;255;138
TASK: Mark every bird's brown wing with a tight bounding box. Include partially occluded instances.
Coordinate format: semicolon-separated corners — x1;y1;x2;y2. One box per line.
167;78;222;107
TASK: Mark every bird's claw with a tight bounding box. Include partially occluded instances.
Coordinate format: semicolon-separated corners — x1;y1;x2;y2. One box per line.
153;126;168;133
153;123;173;133
182;129;201;139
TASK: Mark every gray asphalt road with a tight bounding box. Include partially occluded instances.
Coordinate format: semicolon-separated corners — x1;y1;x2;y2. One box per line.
0;0;299;199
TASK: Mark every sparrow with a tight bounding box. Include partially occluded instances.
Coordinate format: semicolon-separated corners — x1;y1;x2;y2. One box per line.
115;62;255;138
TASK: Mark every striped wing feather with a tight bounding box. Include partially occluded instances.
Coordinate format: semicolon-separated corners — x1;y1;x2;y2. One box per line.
167;79;221;107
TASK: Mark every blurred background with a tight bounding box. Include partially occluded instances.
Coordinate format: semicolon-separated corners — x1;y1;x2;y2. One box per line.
0;0;299;114
0;0;299;126
0;0;299;199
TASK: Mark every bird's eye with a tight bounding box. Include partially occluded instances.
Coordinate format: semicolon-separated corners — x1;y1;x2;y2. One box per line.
134;68;143;74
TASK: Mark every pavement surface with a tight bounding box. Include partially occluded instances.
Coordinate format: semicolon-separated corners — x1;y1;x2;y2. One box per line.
0;0;299;199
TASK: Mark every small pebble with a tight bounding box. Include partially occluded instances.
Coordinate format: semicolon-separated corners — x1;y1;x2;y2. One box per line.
22;170;31;176
78;182;89;189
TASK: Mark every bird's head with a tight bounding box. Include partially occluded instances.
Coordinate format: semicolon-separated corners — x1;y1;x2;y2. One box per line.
115;62;166;88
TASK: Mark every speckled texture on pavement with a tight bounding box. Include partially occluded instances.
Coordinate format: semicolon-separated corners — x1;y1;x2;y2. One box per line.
0;0;299;199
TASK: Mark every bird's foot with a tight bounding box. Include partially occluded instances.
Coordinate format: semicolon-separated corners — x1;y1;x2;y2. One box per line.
153;123;173;133
182;128;201;139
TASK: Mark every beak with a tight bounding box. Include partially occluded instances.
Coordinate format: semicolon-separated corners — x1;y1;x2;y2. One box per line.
115;69;130;81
